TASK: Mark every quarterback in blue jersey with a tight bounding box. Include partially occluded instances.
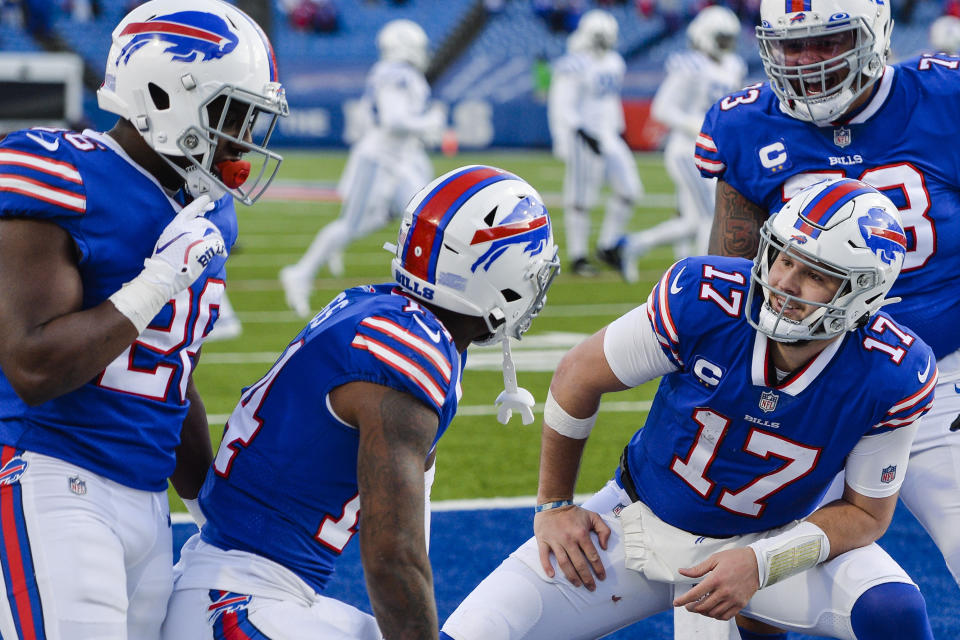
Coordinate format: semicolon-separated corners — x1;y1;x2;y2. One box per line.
698;0;960;600
0;1;286;638
162;165;560;640
441;179;936;640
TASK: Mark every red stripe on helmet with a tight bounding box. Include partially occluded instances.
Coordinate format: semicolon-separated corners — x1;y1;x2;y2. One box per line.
404;167;503;280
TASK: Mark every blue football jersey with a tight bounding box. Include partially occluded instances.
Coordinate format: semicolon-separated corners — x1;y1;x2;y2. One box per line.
623;256;936;536
0;128;237;491
697;57;960;358
199;284;465;594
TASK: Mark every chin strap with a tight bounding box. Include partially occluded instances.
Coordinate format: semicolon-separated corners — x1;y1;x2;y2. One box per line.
495;338;535;425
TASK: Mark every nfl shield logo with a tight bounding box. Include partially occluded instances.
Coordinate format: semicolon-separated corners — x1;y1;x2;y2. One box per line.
833;127;852;148
759;390;779;413
880;465;897;484
69;476;87;495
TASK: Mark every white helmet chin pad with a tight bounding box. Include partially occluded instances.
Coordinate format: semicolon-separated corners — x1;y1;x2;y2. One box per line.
747;177;906;342
390;165;560;344
97;0;288;204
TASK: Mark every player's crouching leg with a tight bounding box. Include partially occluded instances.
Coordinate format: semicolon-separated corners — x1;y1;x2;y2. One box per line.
161;534;382;640
742;542;932;639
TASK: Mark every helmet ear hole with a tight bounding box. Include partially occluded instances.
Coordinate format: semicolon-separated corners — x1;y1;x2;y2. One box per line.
148;83;169;110
484;207;497;226
501;289;521;302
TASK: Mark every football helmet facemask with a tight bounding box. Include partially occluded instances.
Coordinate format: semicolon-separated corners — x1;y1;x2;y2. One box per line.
98;0;288;205
747;178;905;342
756;0;891;125
389;165;559;345
377;19;429;72
688;6;741;60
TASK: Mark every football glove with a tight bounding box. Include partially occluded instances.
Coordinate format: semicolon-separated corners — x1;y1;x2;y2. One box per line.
110;196;225;333
576;128;602;155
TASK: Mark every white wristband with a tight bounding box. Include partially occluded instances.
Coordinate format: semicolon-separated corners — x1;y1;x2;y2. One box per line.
748;520;830;589
543;389;598;439
182;497;207;528
108;267;176;334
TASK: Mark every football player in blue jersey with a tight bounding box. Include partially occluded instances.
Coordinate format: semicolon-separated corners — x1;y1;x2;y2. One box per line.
697;0;960;608
440;178;936;640
161;165;560;640
0;1;286;638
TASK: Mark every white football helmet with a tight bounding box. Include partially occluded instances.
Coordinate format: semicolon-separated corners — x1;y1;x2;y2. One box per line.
930;15;960;55
575;9;619;53
377;19;429;72
747;178;906;342
390;165;560;345
688;6;741;60
98;0;288;205
756;0;892;125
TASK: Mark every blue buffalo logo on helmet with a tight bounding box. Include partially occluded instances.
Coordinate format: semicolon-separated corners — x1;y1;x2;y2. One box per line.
470;197;551;273
117;10;239;65
858;206;907;266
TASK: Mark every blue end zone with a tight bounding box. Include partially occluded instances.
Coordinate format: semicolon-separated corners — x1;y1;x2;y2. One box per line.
172;503;958;638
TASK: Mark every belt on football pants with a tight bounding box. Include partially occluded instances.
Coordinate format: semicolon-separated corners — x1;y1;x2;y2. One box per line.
617;445;733;539
618;446;642;503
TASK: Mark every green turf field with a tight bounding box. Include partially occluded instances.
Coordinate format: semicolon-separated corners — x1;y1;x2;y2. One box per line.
174;149;684;510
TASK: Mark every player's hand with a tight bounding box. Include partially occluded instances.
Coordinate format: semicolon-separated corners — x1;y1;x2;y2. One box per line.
576;128;602;154
673;547;760;620
534;505;610;591
142;195;224;296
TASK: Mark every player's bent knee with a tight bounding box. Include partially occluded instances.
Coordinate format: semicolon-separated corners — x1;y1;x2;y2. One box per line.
441;560;546;640
850;583;933;640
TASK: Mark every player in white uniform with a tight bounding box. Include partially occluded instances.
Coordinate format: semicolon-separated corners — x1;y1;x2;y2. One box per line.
440;178;935;640
280;18;448;317
548;9;643;276
930;14;960;55
161;166;559;640
620;6;745;283
0;1;287;638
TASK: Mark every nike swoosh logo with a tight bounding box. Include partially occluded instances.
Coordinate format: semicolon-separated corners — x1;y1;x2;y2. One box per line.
412;314;442;343
918;357;931;384
25;132;59;152
155;231;189;254
670;266;686;294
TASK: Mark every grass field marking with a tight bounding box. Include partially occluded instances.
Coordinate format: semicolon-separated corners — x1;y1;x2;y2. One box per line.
171;495;598;519
206;399;653;425
259;179;677;209
223;276;662;291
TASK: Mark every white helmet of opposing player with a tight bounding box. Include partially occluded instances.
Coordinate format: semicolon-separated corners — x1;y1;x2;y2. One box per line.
688;5;741;60
747;178;906;342
98;0;288;205
756;0;892;125
377;19;429;72
930;15;960;55
390;165;560;344
575;9;619;53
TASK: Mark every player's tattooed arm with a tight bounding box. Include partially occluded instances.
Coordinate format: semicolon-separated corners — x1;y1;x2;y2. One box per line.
350;382;440;640
708;180;767;259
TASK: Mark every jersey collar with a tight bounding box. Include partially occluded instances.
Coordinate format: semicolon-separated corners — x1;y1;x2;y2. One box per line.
751;331;845;395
